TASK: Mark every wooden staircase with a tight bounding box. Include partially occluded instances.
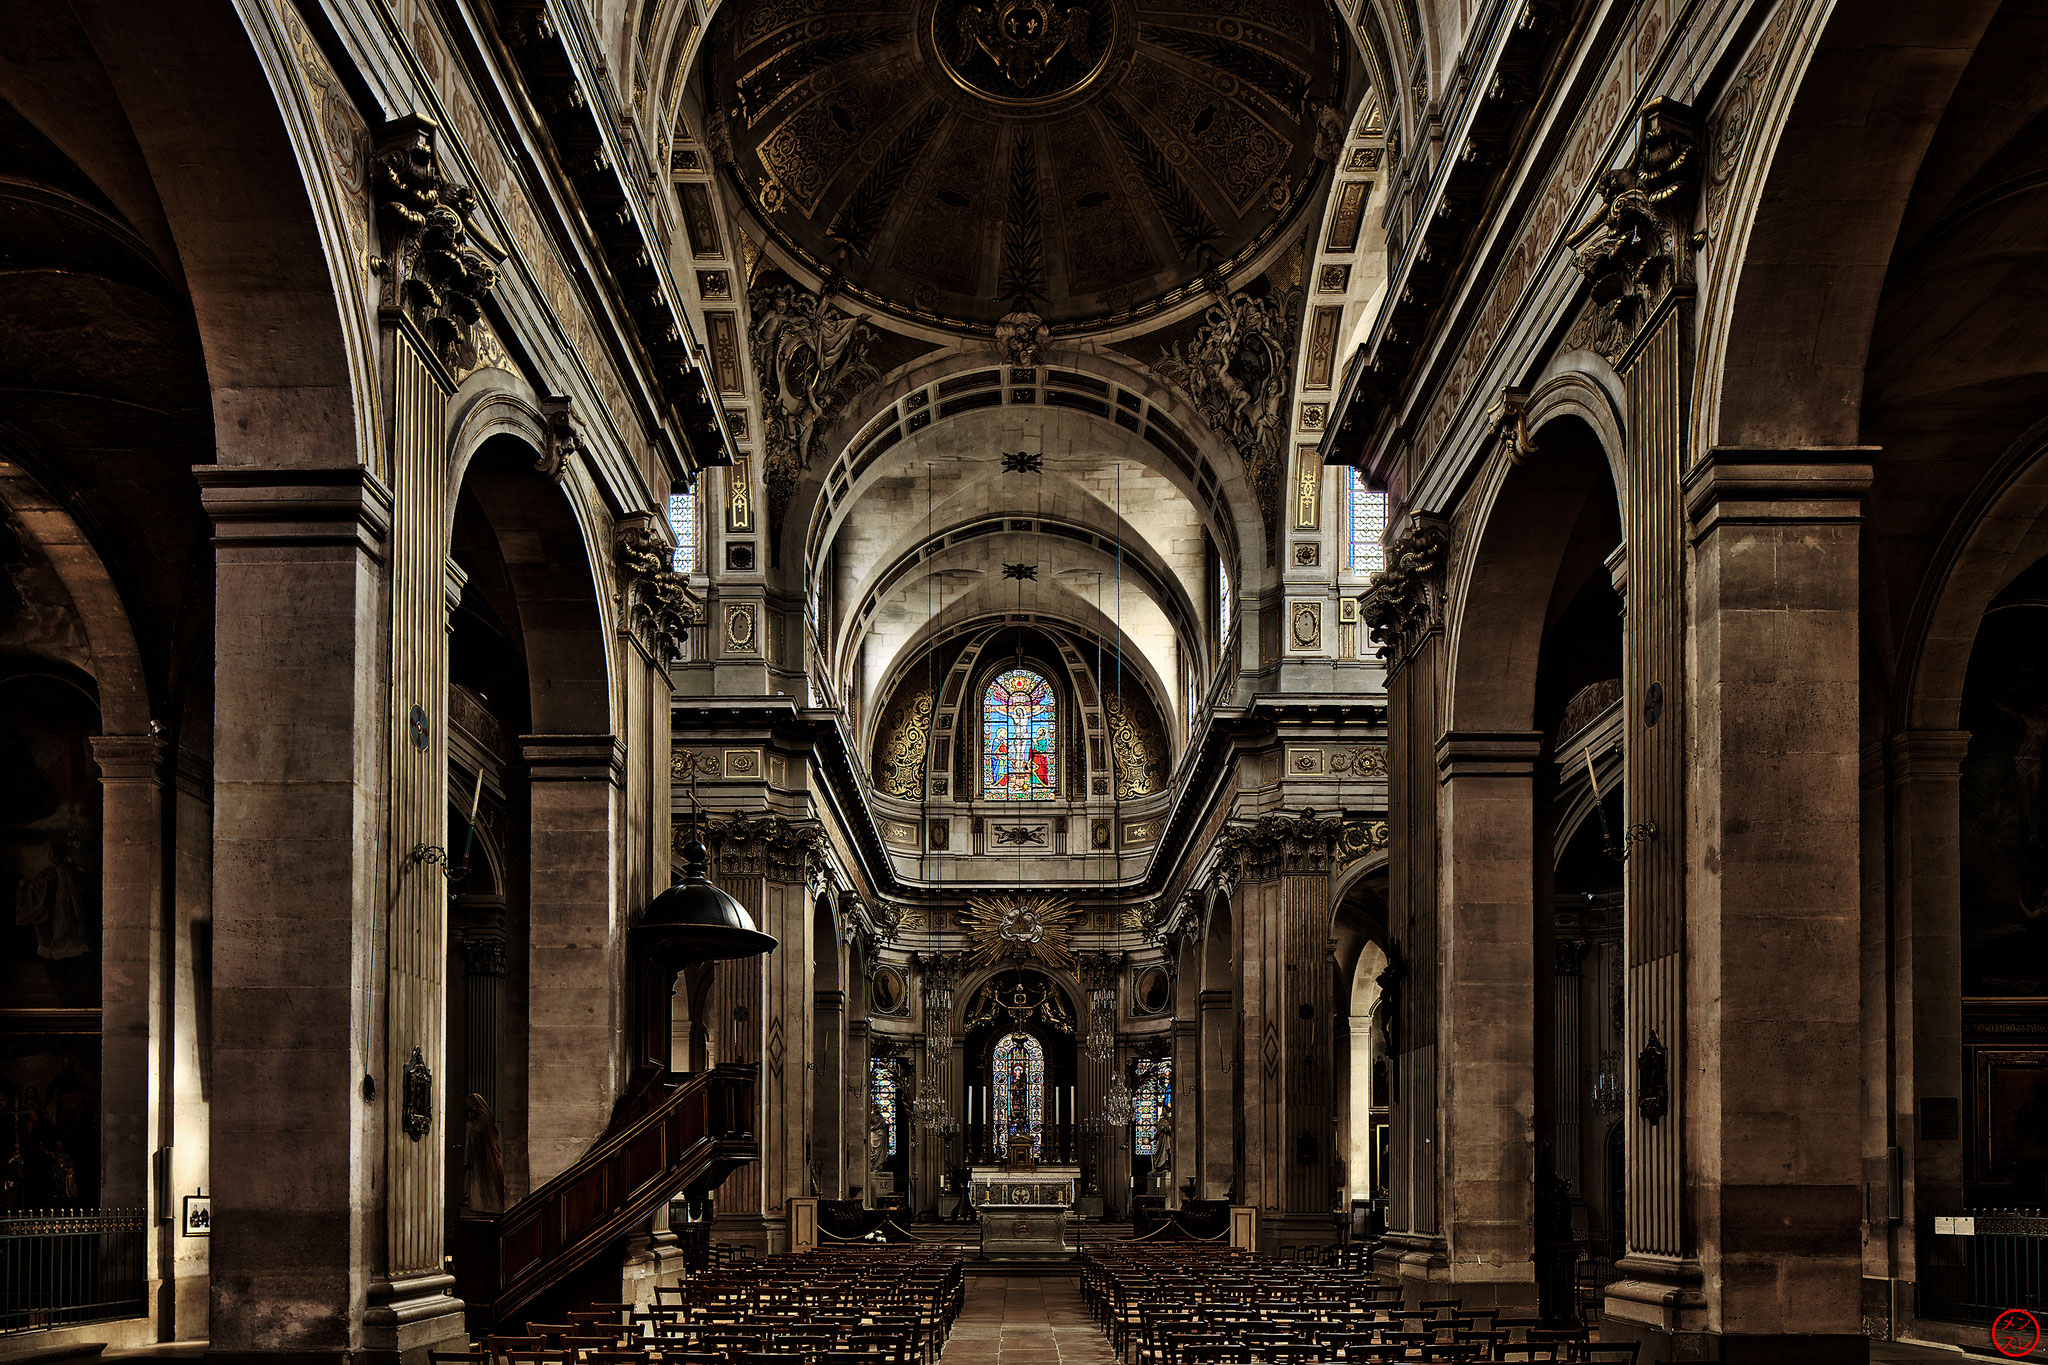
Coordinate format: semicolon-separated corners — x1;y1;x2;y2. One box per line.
455;1062;758;1331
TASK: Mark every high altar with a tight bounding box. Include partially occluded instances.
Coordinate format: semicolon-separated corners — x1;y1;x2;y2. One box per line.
971;1136;1077;1258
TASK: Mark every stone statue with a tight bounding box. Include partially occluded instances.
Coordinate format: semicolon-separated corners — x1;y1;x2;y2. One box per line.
461;1093;505;1214
1151;1099;1174;1196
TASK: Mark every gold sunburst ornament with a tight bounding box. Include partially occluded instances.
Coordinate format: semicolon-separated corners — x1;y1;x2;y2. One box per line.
961;892;1082;971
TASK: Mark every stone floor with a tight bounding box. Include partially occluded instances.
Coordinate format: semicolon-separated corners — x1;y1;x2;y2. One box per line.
941;1274;1114;1364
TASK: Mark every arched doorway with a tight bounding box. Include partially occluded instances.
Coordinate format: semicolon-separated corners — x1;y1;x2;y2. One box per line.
962;970;1080;1168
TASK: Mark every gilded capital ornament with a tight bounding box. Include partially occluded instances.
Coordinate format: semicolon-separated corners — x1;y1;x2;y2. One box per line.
1214;808;1346;882
1360;518;1450;662
694;810;829;884
370;117;500;371
614;514;701;660
1566;99;1700;363
536;397;584;483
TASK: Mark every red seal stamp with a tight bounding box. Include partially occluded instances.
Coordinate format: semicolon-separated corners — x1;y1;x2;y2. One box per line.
1994;1308;2042;1359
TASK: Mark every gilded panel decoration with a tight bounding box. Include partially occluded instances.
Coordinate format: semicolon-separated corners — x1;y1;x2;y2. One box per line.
1329;746;1387;777
1286;745;1326;775
679;181;724;257
1323;180;1368;252
1304;305;1342;389
1288;601;1322;652
873;688;935;798
1104;690;1164;798
1294;444;1323;530
705;312;745;394
724;603;759;654
728;457;754;531
1337;819;1389;865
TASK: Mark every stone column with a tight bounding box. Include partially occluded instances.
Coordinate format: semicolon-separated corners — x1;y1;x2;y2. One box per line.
195;467;393;1362
454;897;508;1123
1198;986;1235;1199
91;734;167;1318
1281;857;1337;1226
1363;517;1449;1279
1212;813;1342;1244
1234;874;1281;1216
1347;1016;1374;1202
1679;449;1873;1364
522;735;624;1184
814;982;847;1197
1887;729;1969;1297
1552;940;1586;1195
1434;731;1544;1312
1105;1044;1135;1217
702;814;824;1249
846;1015;872;1200
1171;1015;1197;1207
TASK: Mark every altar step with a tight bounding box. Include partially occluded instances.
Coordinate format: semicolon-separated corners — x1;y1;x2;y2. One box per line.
900;1220;1137;1274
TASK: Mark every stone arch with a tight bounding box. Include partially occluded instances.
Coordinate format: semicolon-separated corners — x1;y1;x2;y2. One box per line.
1523;367;1629;511
62;0;377;471
0;462;150;738
860;607;1181;765
1445;416;1622;735
454;435;616;737
1899;418;2048;732
1697;0;2005;453
797;349;1268;589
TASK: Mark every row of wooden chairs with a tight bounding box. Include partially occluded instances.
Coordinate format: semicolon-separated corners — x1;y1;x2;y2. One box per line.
430;1246;963;1365
1082;1244;1641;1364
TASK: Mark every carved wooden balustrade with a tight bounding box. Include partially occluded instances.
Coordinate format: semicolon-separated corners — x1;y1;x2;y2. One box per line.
455;1062;758;1330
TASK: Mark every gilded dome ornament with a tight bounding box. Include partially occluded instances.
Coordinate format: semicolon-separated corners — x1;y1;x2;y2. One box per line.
702;0;1345;333
955;2;1095;91
961;892;1082;970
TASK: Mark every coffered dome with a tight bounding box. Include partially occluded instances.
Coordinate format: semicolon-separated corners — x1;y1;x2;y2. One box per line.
704;0;1346;333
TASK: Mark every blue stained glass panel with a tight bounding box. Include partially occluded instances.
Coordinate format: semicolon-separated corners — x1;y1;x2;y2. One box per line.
871;1059;899;1156
1218;556;1235;639
991;1031;1046;1156
983;668;1058;800
668;487;698;573
1132;1059;1173;1156
1346;468;1387;575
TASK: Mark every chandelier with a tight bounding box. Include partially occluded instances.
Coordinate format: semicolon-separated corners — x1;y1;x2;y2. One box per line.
914;1062;949;1128
1101;1070;1135;1129
1593;1050;1624;1114
1080;953;1118;1061
1085;985;1116;1061
924;977;953;1039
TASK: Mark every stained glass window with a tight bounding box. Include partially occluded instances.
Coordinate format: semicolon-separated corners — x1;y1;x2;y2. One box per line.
1218;555;1235;640
990;1031;1047;1157
668;487;698;574
1346;468;1387;575
1132;1058;1174;1156
982;667;1058;800
871;1059;899;1157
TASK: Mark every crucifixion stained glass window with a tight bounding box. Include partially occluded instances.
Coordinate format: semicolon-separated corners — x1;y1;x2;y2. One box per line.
871;1059;899;1156
990;1031;1046;1157
1132;1058;1173;1156
1346;467;1387;575
983;667;1058;799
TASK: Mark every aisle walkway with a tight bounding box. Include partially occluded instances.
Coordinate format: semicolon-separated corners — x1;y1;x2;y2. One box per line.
941;1274;1114;1363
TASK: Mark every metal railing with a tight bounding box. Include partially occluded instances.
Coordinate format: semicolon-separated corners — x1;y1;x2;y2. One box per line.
0;1208;147;1337
1918;1210;2047;1325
